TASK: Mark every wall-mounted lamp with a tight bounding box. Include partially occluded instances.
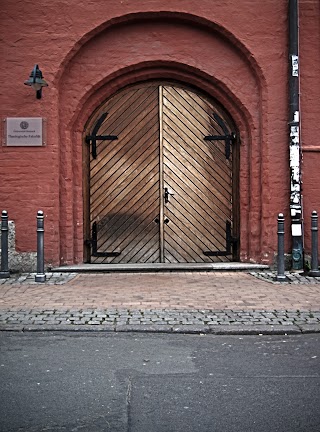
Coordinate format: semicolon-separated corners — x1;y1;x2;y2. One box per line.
24;64;48;99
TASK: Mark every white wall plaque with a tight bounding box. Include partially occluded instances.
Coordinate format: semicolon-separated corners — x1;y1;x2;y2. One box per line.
4;117;45;146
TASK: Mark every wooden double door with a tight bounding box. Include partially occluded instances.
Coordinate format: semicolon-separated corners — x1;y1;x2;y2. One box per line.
85;83;239;263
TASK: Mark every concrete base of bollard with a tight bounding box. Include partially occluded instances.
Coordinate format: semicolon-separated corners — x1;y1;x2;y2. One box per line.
35;274;46;283
276;274;287;282
309;270;320;277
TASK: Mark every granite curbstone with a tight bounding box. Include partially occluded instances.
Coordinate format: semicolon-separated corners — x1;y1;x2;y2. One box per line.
115;324;172;333
297;324;320;334
21;324;115;332
172;325;209;334
0;323;315;335
0;324;24;332
208;324;302;335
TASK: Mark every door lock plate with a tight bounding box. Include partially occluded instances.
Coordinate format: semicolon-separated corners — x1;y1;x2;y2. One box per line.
164;187;175;203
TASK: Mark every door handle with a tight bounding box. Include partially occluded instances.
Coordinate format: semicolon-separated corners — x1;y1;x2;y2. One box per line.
164;187;174;203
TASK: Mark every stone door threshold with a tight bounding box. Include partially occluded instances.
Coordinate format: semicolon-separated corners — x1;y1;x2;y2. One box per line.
52;263;269;273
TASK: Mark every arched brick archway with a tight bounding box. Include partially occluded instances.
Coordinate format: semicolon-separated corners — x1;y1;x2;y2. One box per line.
57;13;266;265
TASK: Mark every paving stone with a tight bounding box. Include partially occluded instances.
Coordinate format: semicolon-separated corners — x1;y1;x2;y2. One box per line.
101;321;115;327
4;319;22;324
29;321;46;325
117;321;129;327
306;318;320;323
44;320;62;324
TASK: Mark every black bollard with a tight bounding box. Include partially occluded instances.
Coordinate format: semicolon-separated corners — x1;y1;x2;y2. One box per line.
0;210;10;278
309;211;320;277
35;210;46;283
276;213;286;281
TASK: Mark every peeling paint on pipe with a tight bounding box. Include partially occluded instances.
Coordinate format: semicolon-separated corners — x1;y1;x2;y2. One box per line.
289;0;303;269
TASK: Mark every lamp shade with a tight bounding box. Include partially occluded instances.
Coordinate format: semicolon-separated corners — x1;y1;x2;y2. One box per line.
24;64;48;98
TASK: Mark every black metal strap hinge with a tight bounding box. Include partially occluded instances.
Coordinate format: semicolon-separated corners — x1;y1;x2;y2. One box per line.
204;113;236;160
91;222;121;257
203;221;238;257
86;112;118;159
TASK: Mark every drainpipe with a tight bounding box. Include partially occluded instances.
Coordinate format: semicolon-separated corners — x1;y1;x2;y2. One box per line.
288;0;303;270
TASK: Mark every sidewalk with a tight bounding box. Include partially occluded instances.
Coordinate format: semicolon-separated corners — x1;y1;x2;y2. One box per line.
0;271;320;334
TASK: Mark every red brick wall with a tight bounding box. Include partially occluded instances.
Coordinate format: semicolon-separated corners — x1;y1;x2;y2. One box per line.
0;0;319;266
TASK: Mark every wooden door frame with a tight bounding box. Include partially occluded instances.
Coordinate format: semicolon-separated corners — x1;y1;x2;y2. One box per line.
83;133;91;263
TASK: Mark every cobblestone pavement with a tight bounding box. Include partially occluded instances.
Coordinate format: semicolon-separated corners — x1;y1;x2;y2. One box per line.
0;271;320;334
0;272;77;285
0;307;319;335
251;271;320;284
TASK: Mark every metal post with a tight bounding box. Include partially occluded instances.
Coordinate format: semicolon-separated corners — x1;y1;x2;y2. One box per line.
309;211;320;277
277;213;286;281
35;210;46;283
0;210;10;278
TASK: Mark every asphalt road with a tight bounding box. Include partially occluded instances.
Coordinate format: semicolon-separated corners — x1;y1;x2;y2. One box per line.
0;332;319;431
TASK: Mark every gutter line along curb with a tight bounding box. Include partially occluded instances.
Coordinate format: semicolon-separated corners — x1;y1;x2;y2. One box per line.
0;323;319;335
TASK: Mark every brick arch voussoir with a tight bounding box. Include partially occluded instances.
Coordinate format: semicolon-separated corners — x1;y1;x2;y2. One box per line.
54;11;266;92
